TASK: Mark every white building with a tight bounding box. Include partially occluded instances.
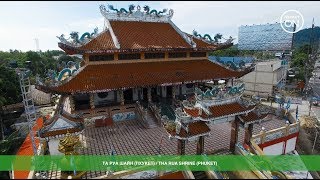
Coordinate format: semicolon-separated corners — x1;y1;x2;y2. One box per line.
241;59;288;98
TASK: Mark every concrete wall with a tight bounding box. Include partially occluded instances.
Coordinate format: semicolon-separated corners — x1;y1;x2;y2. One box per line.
242;60;286;97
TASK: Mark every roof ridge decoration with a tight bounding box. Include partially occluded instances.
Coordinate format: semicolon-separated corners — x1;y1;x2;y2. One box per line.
168;20;197;48
99;4;174;22
36;61;87;89
57;27;99;47
192;30;234;46
100;5;121;49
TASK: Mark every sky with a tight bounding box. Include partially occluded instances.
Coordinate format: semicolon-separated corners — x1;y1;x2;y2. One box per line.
0;1;320;52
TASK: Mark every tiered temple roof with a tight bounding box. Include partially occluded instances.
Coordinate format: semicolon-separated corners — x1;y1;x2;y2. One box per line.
167;121;211;139
40;60;251;94
58;6;232;54
38;4;254;95
183;102;255;119
39;113;84;138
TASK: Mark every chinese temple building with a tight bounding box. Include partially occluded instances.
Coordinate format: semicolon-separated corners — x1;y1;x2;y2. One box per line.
35;4;264;156
30;4;305;179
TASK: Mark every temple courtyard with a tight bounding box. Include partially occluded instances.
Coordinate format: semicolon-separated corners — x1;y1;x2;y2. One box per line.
47;114;286;179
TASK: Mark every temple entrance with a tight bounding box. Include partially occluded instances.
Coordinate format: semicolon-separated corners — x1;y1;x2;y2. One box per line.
123;89;133;104
151;87;158;102
143;88;148;102
74;94;90;110
166;86;173;98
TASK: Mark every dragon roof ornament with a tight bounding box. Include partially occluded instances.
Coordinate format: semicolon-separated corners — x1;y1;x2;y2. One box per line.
56;27;99;47
99;4;174;22
192;30;234;45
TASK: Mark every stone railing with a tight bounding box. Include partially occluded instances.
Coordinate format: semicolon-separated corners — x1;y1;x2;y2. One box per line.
200;95;242;106
73;104;136;118
251;122;299;145
149;103;162;126
135;101;149;128
195;85;244;106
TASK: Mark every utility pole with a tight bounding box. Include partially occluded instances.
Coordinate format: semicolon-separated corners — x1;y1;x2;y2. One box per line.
305;18;316;115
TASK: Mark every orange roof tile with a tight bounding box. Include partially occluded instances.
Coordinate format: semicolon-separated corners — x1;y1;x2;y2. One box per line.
240;111;268;123
14;117;44;179
80;30;116;51
41;59;249;94
209;102;254;118
110;21;190;49
168;121;210;138
59;21;233;54
183;108;200;117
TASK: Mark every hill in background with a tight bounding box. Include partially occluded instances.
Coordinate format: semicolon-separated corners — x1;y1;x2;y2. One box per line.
293;26;320;49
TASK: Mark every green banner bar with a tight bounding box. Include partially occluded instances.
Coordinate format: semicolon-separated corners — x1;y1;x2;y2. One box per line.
1;155;319;171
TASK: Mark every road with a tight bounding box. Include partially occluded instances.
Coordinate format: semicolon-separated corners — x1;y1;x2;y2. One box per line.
309;60;320;119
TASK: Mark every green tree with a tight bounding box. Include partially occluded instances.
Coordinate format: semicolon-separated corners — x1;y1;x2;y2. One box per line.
290;44;312;81
210;45;240;57
0;66;21;106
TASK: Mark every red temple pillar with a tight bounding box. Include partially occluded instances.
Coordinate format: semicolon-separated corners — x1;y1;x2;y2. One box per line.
196;136;205;155
230;117;240;153
177;139;186;155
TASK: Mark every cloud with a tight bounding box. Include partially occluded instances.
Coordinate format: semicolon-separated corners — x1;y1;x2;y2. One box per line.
0;1;319;51
157;1;320;43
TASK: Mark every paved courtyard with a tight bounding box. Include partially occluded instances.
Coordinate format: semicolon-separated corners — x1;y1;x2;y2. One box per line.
48;114;287;179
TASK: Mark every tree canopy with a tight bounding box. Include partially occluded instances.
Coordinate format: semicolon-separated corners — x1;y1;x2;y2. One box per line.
0;50;79;106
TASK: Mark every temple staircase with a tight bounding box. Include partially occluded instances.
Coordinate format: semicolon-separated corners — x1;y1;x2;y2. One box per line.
145;109;158;129
135;101;158;129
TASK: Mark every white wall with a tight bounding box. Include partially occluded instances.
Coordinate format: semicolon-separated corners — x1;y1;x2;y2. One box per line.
94;91;115;105
263;142;284;155
48;139;64;155
285;137;297;154
63;96;71;114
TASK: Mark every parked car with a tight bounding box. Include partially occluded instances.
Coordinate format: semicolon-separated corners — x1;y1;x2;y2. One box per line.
312;97;320;106
313;101;319;106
